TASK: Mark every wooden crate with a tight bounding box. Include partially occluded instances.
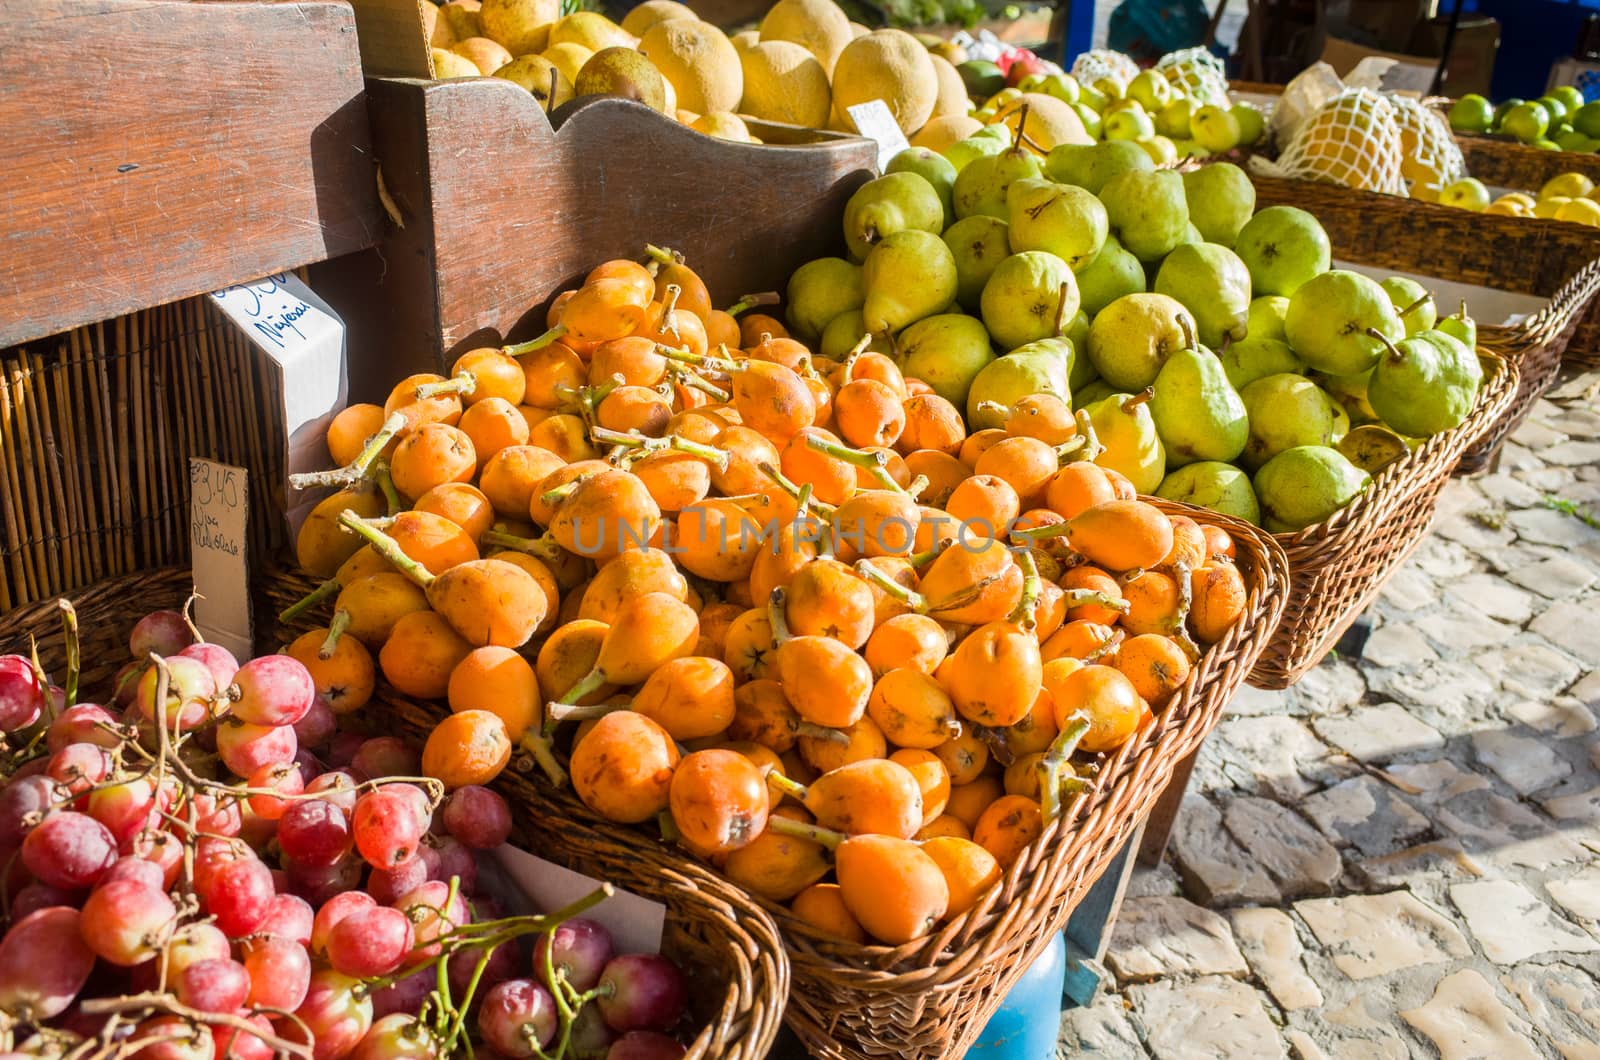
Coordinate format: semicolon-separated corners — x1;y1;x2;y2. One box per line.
1;0;381;349
311;81;879;398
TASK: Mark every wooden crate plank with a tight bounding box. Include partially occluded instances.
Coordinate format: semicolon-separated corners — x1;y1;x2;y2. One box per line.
0;0;381;347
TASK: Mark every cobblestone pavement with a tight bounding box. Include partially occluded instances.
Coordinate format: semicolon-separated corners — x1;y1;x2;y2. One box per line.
1061;371;1600;1059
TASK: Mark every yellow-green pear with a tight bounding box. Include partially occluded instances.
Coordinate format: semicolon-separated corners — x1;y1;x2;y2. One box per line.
862;230;957;335
1085;292;1195;391
785;257;863;340
897;314;995;407
842;172;945;263
980;251;1079;350
943;215;1011;313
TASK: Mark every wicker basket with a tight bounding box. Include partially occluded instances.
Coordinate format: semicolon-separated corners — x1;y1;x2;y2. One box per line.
1456;134;1600;199
1248;173;1600;461
1251;348;1518;689
1;567;790;1060
264;505;1290;1059
0;299;293;614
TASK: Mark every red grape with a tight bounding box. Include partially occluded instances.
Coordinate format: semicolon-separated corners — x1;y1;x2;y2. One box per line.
22;810;117;888
0;907;95;1020
259;892;315;947
294;696;338;750
285;854;362;906
534;918;615;994
369;968;435;1020
112;660;145;708
305;771;361;813
326;731;365;769
210;1013;275;1060
606;1031;687;1060
46;743;111;796
367;855;430;906
11;881;78;920
570;1004;620;1060
136;655;216;730
87;776;160;844
122;827;183;890
191;837;242;894
311;890;376;955
448;938;517;997
393;880;469;960
245;761;305;820
0;775;60;846
429;836;477;895
231;655;315;726
596;954;687;1034
163;922;231;980
177;642;239;689
352;1013;442;1059
244;936;313;1011
289;969;373;1060
130;1014;215;1060
102;857;165;891
278;797;352;867
0;654;45;732
129;610;193;658
237;799;279;851
327;905;414;978
478;978;558;1057
177;957;250;1013
443;786;512;850
79;880;177;965
349;737;422;783
198;854;273;937
47;703;121;752
352;788;425;871
184;790;244;839
216;720;298;777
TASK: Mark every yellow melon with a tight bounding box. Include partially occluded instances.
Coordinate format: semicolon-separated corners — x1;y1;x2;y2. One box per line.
759;0;853;76
830;29;938;136
641;19;743;115
739;40;831;129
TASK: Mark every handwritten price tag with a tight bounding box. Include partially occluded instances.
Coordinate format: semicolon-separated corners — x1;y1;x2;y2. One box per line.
189;459;252;661
847;100;911;172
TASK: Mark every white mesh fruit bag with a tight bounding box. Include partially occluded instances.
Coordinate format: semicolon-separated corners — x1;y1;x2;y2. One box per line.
1157;46;1230;106
1269;61;1346;145
1249;88;1407;195
1389;93;1467;185
1071;49;1140;89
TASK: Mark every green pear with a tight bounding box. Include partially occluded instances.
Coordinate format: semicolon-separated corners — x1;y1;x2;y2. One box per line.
1181;163;1255;247
1075;234;1147;317
966;347;1071;429
1233;206;1331;296
1086;292;1195;391
1247;295;1290;342
1239;373;1350;470
943;128;1010;173
1156;462;1260;525
862;230;958;335
1153;243;1250;347
1087;391;1166;494
1437;301;1477;349
980;251;1079;351
1284;270;1404;376
1221;336;1303;390
1156;98;1194;139
1127;69;1173;112
1314;369;1378;426
1044;140;1153;194
1073;378;1116;409
897;313;996;408
943;215;1012;313
785;257;863;340
1100;169;1188;263
842;172;945;263
1367;329;1482;437
1379;276;1437;335
820;310;891;360
1149;336;1248;466
1063;311;1094;391
1253;446;1370;533
953;132;1043;220
887;147;958;230
1005;179;1109;272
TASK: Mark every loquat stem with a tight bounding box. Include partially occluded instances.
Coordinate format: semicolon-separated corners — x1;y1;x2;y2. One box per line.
759;462;838;518
1060;588;1129;614
1169;560;1203;663
668;365;731;403
503;324;568;356
853;559;928;611
658;344;739;375
805;434;907;494
519;733;568;788
415;371;476;401
552;669;605;707
318;610;353;660
1008;549;1043;629
766;772;809;802
767;586;793;644
373;460;403;516
1040;717;1092;826
765;814;844;850
545;700;616;723
337;511;434;590
644;244;681;266
289;412;406;489
482;528;565;563
797;722;851;745
1010;520;1074;542
1071;409;1104;462
595;426;731;471
724;291;779;317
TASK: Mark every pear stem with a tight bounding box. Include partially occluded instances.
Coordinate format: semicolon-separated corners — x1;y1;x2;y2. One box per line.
1366;327;1406;364
1011;103;1030;151
1053;281;1073;337
1176;315;1197;351
1122;387;1154;412
1398;293;1434;319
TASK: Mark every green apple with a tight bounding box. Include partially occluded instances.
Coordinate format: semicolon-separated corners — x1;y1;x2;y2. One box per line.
1501;102;1550;144
1126;69;1173;113
1190;105;1241;152
1103;107;1155;142
1557;131;1599;152
1492;97;1526;124
1156;98;1194;138
1536;95;1569;123
1555;85;1586;113
1074;103;1103;139
1448;93;1493;134
1040;72;1081;104
1439;177;1491;211
1230;102;1265;146
1573;101;1600;139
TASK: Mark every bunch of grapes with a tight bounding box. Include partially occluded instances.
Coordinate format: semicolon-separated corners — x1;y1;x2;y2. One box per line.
0;604;690;1059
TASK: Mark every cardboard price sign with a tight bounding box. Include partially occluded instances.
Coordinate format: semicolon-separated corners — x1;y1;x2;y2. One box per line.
847;100;911;172
189;459;252;660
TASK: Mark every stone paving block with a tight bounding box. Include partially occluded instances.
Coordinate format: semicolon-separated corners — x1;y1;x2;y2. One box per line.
1312;704;1444;764
1542;785;1600;822
1510;418;1569;450
1573;669;1600;709
1400;969;1541;1060
1228;907;1323;1011
1507;555;1598;599
1501;962;1600;1052
1169;795;1278;907
1412;536;1479;579
1360;621;1438;669
1475;637;1586;702
1543;441;1600;466
1299;775;1431;855
1449;879;1600;964
1471;729;1575;795
1206;717;1331;801
1475;472;1544;509
1532;601;1600;667
1128;976;1286;1060
1507;697;1597;738
1437;788;1590;870
1106;897;1249;983
1310;993;1415;1059
1223;797;1342;899
1057;992;1147;1059
1511;508;1600;549
1415;609;1518;654
1500;440;1544;471
1546;866;1600;920
1294;891;1471;980
1382;759;1492;803
1377;566;1437;612
1435;513;1517;552
1353;838;1488;891
1366;659;1499;736
1443;573;1537;624
1124;862;1181;899
1283;1029;1327;1060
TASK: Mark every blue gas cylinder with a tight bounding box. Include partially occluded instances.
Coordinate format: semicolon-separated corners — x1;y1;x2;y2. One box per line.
967;932;1067;1059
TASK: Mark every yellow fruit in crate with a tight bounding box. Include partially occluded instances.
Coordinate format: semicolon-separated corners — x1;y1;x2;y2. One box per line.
1439;177;1490;211
760;0;854;76
1555;198;1600;226
1497;192;1537;210
432;48;483;78
1136;135;1178;165
661;73;678;114
1483;199;1530;217
1398;155;1440;186
993;93;1092;153
479;0;558;55
1278;90;1405;194
1190;105;1241;152
549;12;638;52
621;0;697;38
641;19;743;114
849;21;870;38
441;1;484;42
1541;172;1595;200
911;113;983;151
494;54;573;109
739;40;832;129
543;42;594;86
422;0;458;47
830;30;939;136
452;36;514;75
1535;196;1571;219
1410;181;1441;202
693;111;755;141
929;55;969;119
574;47;668;112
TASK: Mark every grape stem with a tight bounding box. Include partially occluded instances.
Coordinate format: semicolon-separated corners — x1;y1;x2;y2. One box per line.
78;994;313;1058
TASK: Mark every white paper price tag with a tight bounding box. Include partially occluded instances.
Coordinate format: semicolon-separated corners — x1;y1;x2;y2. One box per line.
847;100;911;172
189;459;252;661
209;272;347;537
